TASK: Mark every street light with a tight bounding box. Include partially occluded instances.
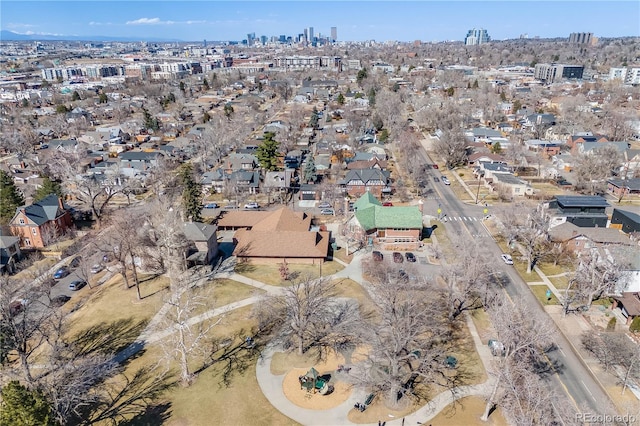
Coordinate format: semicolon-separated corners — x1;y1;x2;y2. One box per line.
475;172;482;204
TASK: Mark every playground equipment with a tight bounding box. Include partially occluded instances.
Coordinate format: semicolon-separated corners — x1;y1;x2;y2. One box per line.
298;367;329;395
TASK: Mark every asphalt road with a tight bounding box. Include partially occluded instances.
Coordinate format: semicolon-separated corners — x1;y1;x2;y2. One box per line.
416;143;611;415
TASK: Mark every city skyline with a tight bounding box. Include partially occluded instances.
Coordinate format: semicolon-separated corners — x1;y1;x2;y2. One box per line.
1;1;639;43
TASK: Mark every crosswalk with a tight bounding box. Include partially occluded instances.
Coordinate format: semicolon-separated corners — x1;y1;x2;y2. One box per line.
442;216;480;222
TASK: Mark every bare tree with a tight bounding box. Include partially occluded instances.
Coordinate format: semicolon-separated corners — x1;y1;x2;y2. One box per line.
498;203;549;274
563;249;627;314
434;127;468;168
48;150;121;225
0;276;54;385
255;276;353;356
482;296;557;422
158;282;221;386
582;332;640;395
573;145;622;195
95;209;145;298
438;241;498;320
352;271;463;409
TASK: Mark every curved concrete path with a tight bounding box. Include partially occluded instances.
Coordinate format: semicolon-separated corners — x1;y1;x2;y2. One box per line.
117;252;495;425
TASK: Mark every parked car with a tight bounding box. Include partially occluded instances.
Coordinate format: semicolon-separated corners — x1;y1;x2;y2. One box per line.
393;252;404;263
203;202;218;209
69;280;87;291
405;252;416;262
318;201;332;209
434;177;440;182
9;299;29;317
69;256;82;268
90;264;104;274
372;251;384;261
441;177;451;185
382;202;393;207
223;203;239;210
501;254;514;265
53;266;70;280
432;164;439;169
320;208;335;215
244;202;259;209
51;295;71;308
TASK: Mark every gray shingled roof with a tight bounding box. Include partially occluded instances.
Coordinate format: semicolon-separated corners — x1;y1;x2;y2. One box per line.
183;222;217;242
18;194;63;226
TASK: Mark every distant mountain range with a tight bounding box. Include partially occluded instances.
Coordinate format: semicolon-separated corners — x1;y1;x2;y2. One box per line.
0;30;184;42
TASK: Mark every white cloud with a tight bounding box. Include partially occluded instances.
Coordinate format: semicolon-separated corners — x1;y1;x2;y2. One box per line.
5;22;36;29
89;21;114;26
126;17;162;25
125;17;205;25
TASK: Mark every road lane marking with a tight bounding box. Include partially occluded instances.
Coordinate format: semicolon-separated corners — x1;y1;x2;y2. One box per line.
581;380;595;399
559;348;566;357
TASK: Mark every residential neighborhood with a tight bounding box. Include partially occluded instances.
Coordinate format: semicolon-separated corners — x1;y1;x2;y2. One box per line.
1;16;640;426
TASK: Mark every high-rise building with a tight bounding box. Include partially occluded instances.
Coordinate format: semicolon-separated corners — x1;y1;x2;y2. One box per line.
308;27;314;43
569;32;594;45
331;27;337;42
464;28;491;45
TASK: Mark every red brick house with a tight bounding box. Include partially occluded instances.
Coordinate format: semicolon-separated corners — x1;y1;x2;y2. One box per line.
566;133;608;149
10;195;73;249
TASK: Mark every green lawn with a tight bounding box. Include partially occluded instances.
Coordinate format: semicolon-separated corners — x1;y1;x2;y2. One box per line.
211;278;265;308
236;261;345;286
530;285;560;306
513;262;543;283
548;274;570;290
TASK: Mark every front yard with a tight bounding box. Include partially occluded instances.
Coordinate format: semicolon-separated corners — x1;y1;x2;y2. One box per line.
236;260;345;286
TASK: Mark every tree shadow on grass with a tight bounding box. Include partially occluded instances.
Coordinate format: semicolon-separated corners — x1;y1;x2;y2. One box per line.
71;318;149;359
117;402;172;426
85;366;177;426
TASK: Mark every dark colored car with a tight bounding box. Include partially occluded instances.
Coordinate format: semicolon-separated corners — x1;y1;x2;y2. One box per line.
51;295;71;308
69;280;87;291
405;252;416;262
53;266;70;280
372;251;384;261
393;252;404;263
432;164;439;169
69;256;82;268
434;177;440;182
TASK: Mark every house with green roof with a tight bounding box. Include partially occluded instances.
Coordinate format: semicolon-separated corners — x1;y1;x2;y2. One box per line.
344;193;424;250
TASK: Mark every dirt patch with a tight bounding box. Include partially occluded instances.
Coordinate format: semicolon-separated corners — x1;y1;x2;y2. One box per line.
283;367;353;409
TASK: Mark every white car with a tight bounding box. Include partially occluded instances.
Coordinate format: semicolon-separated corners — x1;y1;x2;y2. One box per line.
318;201;332;209
501;254;514;265
441;177;451;185
244;202;259;209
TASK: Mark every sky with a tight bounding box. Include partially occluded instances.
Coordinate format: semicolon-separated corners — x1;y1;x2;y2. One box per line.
2;1;639;42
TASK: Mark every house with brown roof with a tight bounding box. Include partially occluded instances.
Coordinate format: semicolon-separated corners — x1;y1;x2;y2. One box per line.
346;157;388;170
9;195;73;249
548;222;632;254
232;208;329;264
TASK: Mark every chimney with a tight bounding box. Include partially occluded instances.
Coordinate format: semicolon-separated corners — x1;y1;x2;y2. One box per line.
58;197;64;210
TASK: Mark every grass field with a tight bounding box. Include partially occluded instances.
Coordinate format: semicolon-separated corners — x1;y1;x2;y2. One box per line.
236;261;345;286
530;285;560;306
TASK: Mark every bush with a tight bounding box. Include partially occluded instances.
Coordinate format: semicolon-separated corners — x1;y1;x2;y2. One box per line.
606;317;617;331
630;316;640;333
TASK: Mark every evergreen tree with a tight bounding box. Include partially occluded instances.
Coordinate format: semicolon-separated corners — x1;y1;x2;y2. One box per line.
0;381;57;426
309;107;319;129
356;68;368;85
179;81;186;93
472;79;479;89
178;163;202;223
303;156;317;183
0;170;25;225
33;177;63;202
142;108;159;131
224;103;234;118
202;77;210;90
98;93;108;104
336;93;345;105
256;132;280;171
71;91;81;101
